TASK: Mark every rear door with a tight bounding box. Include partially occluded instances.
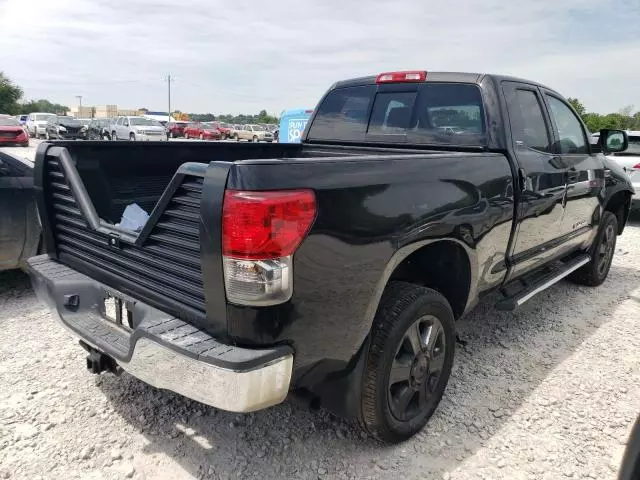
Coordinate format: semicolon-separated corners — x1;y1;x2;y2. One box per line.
542;92;603;248
502;82;569;279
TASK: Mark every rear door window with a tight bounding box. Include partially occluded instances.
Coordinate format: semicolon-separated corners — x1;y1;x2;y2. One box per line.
506;89;552;152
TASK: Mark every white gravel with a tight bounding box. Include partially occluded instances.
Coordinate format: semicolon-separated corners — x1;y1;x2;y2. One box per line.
1;141;639;479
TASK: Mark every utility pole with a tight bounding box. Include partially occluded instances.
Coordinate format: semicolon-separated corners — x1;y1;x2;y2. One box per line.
75;95;83;117
166;74;172;123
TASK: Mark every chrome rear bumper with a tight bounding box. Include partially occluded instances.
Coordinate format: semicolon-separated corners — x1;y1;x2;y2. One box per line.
27;255;293;412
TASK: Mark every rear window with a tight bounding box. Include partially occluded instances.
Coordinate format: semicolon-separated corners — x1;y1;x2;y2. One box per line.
308;83;485;146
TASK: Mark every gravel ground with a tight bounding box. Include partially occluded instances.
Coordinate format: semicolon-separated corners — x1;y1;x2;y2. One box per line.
1;140;639;479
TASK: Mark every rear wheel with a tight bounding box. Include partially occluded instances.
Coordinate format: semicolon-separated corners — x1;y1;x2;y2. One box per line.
568;211;618;286
360;282;455;443
234;134;239;141
112;131;117;141
252;135;258;142
129;133;135;141
184;132;189;139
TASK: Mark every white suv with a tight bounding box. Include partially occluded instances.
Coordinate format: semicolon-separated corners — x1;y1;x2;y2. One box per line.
111;116;167;141
593;130;640;207
26;112;56;138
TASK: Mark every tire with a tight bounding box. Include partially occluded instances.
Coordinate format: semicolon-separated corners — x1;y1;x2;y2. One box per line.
199;133;204;140
129;133;135;141
112;131;117;141
22;141;29;147
102;134;110;141
234;134;239;141
359;282;455;443
252;135;258;143
568;211;618;286
45;130;50;140
184;132;189;139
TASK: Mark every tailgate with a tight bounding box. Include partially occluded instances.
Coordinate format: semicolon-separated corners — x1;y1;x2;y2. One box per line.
35;143;230;333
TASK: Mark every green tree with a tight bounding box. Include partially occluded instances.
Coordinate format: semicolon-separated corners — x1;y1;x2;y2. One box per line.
19;99;69;115
0;72;24;115
567;97;586;116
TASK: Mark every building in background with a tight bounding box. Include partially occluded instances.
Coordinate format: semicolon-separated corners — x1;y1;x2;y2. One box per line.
72;106;94;118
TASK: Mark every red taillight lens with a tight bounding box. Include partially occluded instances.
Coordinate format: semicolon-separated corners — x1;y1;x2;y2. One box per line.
222;190;316;260
633;163;640;169
376;71;427;83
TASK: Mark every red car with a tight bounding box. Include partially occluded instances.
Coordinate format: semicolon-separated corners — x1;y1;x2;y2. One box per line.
0;115;29;147
167;121;189;138
183;122;222;140
213;122;232;139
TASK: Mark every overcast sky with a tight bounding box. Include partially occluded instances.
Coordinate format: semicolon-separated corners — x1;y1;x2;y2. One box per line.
1;0;639;115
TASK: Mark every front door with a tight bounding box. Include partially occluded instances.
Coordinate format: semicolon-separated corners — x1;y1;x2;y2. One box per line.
502;82;569;280
542;92;604;250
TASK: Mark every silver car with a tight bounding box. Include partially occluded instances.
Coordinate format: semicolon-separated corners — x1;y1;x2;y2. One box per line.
111;116;167;141
236;124;274;142
26;112;56;138
596;130;640;207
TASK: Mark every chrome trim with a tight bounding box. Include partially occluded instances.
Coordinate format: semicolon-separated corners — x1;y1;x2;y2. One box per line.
119;338;293;412
516;256;590;306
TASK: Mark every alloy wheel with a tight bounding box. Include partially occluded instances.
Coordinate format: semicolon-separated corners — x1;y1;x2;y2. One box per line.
387;315;447;422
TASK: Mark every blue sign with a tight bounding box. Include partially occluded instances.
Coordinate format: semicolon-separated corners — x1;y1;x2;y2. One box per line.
279;109;312;143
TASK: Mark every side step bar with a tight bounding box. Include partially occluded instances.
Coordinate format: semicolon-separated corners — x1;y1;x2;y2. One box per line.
495;254;591;311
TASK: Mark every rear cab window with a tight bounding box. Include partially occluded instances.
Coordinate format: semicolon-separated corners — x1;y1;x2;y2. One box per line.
307;82;486;146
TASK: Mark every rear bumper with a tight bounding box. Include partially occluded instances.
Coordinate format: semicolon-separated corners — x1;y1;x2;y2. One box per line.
27;255;293;412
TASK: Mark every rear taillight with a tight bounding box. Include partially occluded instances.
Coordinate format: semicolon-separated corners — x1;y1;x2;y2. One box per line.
633;163;640;169
222;189;316;306
376;71;427;83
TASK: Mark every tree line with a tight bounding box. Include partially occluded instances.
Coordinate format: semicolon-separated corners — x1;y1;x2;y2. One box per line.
567;98;639;132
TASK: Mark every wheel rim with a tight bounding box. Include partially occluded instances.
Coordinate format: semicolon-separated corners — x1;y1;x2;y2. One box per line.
597;223;615;276
200;134;203;140
387;315;446;422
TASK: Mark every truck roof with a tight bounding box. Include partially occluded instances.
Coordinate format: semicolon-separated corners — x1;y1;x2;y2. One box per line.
333;71;559;94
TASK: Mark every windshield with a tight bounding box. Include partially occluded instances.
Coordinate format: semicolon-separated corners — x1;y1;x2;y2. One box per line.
308;83;486;146
252;125;266;131
58;117;82;126
35;114;55;121
0;117;20;126
130;118;162;126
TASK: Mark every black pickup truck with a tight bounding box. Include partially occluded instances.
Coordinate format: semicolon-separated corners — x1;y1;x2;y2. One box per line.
28;70;633;443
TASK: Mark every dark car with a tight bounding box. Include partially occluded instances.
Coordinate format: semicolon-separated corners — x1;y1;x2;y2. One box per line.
167;121;189;139
28;71;633;443
0;152;40;271
87;118;113;140
619;415;640;480
45;116;87;140
0;115;29;147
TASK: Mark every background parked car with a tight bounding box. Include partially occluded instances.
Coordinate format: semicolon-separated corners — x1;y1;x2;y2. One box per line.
214;122;232;139
0;115;29;147
593;130;640;208
111;116;167;141
183;122;222;140
0;151;40;271
26;112;56;138
87;118;113;140
236;124;274;142
45;116;87;140
15;114;28;125
167;121;189;138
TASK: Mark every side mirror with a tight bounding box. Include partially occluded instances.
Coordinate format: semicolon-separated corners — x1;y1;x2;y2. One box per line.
599;129;628;155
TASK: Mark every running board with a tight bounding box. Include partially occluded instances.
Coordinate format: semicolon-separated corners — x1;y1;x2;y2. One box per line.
495;254;591;311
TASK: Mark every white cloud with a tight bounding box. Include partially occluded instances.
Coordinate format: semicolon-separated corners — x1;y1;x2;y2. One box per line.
1;0;638;114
